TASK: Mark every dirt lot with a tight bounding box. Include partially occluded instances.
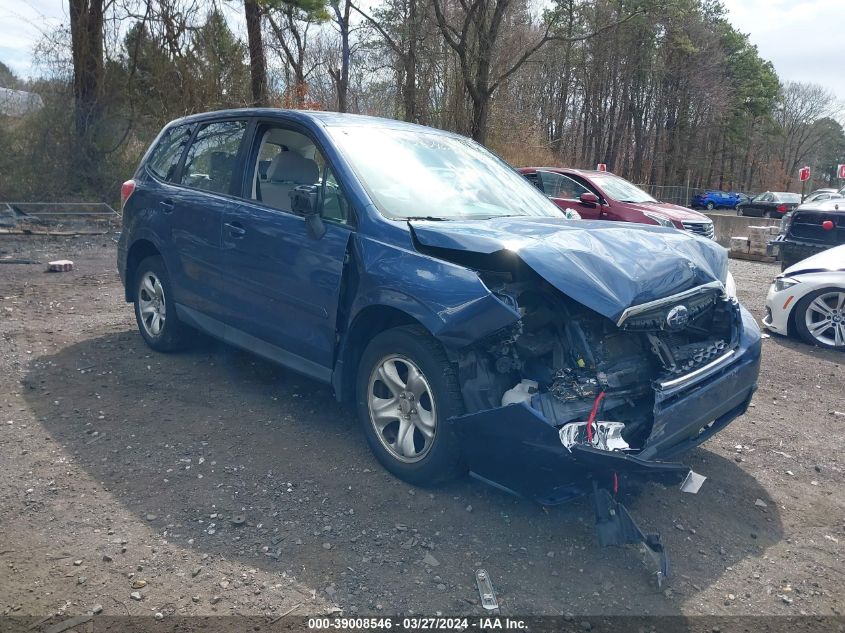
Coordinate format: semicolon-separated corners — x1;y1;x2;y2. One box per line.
1;235;843;621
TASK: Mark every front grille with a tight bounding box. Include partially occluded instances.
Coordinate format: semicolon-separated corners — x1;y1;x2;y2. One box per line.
682;221;715;240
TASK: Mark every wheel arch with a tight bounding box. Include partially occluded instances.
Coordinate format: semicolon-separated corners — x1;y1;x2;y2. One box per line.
124;239;163;301
333;304;436;402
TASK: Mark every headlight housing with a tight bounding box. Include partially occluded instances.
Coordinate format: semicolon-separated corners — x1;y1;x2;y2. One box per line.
642;211;675;228
774;277;799;292
724;271;737;299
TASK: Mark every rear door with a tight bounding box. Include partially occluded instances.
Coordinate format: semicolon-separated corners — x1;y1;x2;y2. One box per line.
219;120;354;377
535;170;602;219
169;119;250;318
134;122;194;279
746;193;771;216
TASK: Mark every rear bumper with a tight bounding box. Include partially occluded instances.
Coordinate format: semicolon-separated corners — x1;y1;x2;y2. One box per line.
450;306;761;504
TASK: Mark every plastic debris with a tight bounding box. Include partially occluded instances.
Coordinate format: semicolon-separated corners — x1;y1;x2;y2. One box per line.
475;569;498;610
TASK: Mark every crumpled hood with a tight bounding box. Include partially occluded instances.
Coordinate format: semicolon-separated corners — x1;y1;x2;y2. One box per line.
784;244;845;274
627;201;709;222
409;217;728;323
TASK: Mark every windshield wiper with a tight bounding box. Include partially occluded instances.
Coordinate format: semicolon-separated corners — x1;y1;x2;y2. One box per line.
405;216;448;221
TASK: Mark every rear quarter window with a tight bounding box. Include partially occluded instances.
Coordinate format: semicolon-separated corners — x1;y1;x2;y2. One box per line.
147;124;193;182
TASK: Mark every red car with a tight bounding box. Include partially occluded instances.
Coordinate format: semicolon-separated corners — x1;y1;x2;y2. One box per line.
519;167;715;239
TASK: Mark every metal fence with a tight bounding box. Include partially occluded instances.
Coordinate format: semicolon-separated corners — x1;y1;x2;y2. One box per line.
0;202;120;234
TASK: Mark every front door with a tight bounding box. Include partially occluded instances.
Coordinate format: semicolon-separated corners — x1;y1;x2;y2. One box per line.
748;192;773;216
535;170;603;220
220;122;353;377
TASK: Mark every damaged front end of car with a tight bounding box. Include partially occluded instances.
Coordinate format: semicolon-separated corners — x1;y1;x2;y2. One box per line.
408;219;762;583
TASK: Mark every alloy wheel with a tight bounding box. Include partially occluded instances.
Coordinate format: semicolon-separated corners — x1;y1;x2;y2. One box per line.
137;272;167;337
367;355;437;463
804;291;845;347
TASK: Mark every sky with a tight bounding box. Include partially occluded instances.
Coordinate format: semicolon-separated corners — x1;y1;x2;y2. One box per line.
1;0;843;103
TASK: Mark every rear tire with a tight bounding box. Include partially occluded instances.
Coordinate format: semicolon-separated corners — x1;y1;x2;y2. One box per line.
706;201;714;210
794;288;845;350
356;325;466;486
133;256;193;352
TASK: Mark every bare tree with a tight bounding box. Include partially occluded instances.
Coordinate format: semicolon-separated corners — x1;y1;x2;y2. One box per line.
70;0;109;137
328;0;352;111
353;0;422;122
245;0;269;105
265;0;327;107
776;81;839;187
429;0;645;142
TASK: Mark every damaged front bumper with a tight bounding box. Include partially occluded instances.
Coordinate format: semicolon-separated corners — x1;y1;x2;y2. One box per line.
449;306;761;504
449;306;760;583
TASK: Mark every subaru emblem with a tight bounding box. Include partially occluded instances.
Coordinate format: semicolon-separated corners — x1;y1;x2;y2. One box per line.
666;305;689;330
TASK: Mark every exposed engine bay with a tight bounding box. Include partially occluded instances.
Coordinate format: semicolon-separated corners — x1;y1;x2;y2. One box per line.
457;266;739;453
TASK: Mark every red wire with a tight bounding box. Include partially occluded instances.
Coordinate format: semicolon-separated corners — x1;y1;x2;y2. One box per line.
586;391;606;444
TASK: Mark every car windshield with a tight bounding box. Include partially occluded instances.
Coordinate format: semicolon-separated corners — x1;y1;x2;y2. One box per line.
775;192;801;203
590;173;657;203
327;125;562;220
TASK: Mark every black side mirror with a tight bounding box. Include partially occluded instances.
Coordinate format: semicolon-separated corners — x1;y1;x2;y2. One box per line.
290;185;325;239
580;192;600;205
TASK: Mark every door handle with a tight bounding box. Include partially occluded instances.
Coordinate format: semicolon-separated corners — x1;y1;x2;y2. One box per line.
224;222;246;238
160;199;174;213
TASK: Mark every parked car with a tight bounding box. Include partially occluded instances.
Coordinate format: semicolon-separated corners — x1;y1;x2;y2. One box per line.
519;168;715;239
763;244;845;350
118;110;761;562
690;190;741;210
802;188;841;204
768;197;845;270
736;191;801;218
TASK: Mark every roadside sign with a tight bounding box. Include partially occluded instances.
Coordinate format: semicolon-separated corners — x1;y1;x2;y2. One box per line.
799;166;810;182
838;164;845;179
596;163;607;172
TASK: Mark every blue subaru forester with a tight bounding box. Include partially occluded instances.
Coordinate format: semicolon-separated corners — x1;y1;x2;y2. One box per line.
118;109;761;512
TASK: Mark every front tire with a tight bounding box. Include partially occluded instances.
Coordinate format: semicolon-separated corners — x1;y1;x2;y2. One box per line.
133;256;193;352
706;201;715;210
736;207;744;216
794;288;845;350
356;325;465;486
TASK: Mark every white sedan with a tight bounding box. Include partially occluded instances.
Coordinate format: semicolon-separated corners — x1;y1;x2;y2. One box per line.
763;244;845;349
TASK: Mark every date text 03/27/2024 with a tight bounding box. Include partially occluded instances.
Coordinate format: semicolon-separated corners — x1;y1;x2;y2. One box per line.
307;617;527;630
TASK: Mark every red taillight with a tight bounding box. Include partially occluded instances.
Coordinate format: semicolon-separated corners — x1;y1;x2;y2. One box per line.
777;204;787;212
120;180;136;209
823;220;834;230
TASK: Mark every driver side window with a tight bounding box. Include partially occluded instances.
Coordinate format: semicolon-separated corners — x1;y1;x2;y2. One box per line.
249;125;351;225
537;172;589;200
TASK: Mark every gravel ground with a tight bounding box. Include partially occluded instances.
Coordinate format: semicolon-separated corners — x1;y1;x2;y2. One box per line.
0;235;843;621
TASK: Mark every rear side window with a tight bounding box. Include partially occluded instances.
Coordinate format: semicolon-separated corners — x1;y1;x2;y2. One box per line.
181;120;248;194
147;124;193;181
